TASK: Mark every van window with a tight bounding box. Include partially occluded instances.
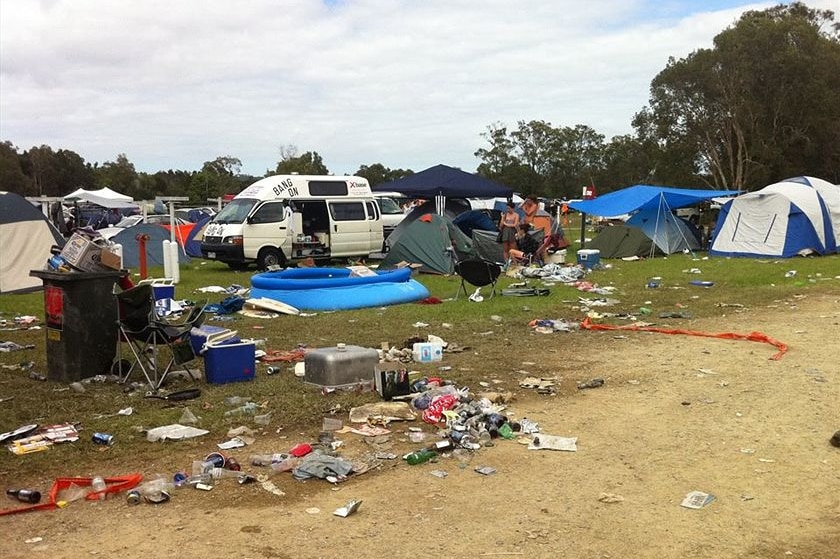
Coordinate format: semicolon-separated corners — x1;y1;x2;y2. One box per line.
377;197;402;215
329;201;366;221
250;201;286;224
214;199;258;224
366;201;379;221
309;181;348;196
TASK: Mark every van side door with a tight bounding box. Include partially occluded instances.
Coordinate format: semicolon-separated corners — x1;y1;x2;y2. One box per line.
365;200;385;253
327;201;369;256
242;201;290;259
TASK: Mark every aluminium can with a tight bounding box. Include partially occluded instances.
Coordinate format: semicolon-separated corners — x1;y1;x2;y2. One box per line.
91;432;114;445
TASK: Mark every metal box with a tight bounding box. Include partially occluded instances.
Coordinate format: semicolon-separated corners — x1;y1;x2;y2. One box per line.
304;344;379;388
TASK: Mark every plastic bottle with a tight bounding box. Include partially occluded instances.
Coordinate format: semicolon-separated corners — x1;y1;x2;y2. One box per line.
6;489;41;504
224;402;258;418
90;476;107;500
404;448;437;465
250;453;290;467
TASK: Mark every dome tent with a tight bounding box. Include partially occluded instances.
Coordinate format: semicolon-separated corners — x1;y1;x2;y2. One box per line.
710;176;839;258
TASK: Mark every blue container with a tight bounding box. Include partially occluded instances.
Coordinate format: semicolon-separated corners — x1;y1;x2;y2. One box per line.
190;325;239;355
576;249;601;269
152;284;175;301
203;340;255;384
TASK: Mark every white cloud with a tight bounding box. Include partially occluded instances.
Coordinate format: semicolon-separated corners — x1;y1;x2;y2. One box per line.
1;0;835;176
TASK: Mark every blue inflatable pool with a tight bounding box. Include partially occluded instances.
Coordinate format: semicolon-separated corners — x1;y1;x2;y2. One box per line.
250;267;430;311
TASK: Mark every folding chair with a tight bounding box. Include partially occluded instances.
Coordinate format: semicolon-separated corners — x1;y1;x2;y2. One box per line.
454;259;502;299
114;284;206;392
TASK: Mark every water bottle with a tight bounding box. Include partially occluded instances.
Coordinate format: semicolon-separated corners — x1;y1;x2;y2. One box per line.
6;489;41;503
404;448;437;465
250;453;289;467
224;402;258;418
91;476;107;500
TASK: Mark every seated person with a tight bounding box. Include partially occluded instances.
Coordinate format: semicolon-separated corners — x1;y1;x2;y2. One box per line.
509;223;540;263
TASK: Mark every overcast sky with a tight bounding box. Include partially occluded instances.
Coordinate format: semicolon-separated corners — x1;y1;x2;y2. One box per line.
1;0;836;177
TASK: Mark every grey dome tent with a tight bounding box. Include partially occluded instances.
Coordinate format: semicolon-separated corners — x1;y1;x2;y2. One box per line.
588;225;657;258
380;213;474;274
0;192;65;293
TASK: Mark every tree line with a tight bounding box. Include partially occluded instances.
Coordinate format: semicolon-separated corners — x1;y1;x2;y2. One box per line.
1;3;837;202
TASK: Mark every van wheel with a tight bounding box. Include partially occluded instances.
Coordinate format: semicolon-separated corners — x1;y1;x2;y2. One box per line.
257;247;286;270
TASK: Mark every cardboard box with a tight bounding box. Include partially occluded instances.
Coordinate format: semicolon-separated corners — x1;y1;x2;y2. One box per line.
374;367;411;400
203;340;255;384
60;233;105;272
99;248;122;270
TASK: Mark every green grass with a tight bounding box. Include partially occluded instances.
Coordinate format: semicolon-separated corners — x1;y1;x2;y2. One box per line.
1;222;838;484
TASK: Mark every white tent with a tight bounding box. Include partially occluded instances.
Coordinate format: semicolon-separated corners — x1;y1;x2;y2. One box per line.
63;187;137;209
710;176;839;258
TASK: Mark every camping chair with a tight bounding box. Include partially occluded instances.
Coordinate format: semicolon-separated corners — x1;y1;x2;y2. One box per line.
114;284;206;392
454;259;502;299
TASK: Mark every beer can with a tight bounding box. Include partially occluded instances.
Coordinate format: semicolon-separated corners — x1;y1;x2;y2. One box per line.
126;490;141;505
92;432;114;445
266;366;280;375
225;457;241;471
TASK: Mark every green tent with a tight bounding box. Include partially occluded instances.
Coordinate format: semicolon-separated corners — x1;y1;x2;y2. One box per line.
380;213;474;274
588;225;658;258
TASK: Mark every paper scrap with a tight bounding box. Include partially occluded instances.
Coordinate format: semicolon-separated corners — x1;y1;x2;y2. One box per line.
681;490;715;509
528;434;577;452
333;499;362;517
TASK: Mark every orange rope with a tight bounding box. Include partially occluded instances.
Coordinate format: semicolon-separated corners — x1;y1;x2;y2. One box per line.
580;318;788;360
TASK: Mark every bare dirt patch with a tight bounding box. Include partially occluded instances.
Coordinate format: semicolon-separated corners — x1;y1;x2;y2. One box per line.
2;292;839;559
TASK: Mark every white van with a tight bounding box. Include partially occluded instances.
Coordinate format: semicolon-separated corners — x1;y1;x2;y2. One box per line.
371;191;408;247
201;175;384;269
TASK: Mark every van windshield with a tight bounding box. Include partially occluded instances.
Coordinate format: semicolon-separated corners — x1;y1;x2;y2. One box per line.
214;199;257;224
377;197;402;215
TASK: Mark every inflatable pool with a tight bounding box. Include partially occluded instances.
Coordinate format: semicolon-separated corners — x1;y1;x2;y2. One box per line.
250;267;430;311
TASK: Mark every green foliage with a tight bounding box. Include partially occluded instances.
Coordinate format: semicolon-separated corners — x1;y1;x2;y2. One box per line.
635;2;840;189
353;163;414;186
275;150;329;175
94;153;139;194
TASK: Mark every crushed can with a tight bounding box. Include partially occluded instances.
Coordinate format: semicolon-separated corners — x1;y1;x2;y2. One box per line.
92;432;114;445
126;490;141;505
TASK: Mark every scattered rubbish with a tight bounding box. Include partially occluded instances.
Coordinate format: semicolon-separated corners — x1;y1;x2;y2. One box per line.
429;470;448;479
646;277;661;289
7;488;41;503
403;448;437;465
146;424;209;442
69;382;85;393
145;388;202;402
680;490;715;509
91;432;114;446
577;378;604;390
529;434;577;452
258;476;285;497
658;311;693;319
179;407;198;425
333;499;362;517
348;402;417;423
117;407;133;416
24;537;43;544
306;507;321;514
412;322;429;328
217;438;247;450
689;280;715;287
598;492;624;503
374;452;397;460
348;424;391;437
784;270;797;278
474;466;496;476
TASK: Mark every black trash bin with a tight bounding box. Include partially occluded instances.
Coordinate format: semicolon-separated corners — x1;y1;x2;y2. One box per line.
30;269;127;382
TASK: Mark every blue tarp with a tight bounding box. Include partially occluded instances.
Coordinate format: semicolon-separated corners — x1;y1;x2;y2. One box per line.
372;164;513;199
453;210;498;237
569;185;740;217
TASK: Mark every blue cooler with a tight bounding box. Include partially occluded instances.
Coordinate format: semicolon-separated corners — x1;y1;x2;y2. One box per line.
190;325;240;355
203;340;255;384
576;249;601;269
